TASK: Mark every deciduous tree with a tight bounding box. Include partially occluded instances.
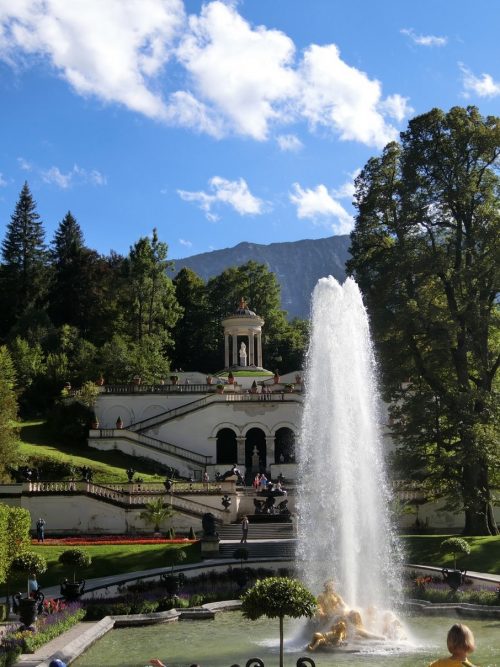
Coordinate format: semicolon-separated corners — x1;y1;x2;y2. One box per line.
348;106;500;535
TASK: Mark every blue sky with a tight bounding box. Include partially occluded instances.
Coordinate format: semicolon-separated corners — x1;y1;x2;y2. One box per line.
1;0;499;259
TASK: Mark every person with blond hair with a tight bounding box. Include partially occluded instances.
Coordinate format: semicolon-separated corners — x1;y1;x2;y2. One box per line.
429;623;477;667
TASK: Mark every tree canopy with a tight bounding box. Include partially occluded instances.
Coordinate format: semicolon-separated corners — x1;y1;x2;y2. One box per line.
348;106;500;535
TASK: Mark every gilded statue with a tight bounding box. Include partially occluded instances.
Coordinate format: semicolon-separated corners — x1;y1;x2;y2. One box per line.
315;580;348;618
308;620;347;652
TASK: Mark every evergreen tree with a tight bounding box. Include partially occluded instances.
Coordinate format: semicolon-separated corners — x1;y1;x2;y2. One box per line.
348;106;500;535
0;182;47;336
172;268;209;371
123;229;181;345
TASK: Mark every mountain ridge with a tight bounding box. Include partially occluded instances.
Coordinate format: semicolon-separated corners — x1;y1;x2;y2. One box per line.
172;235;351;319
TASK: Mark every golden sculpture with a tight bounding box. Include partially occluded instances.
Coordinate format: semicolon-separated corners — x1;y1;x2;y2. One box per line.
315;580;348;618
347;610;386;640
308;620;347;651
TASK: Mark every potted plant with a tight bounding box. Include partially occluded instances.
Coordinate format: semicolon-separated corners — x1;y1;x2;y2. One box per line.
59;548;92;600
228;371;235;385
284;383;295;393
440;537;471;590
273;370;281;384
161;549;187;596
10;552;47;628
216;384;224;395
139;497;175;534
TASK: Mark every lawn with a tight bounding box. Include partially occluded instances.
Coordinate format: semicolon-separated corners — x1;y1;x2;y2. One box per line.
4;542;201;593
17;420;166;484
401;534;500;573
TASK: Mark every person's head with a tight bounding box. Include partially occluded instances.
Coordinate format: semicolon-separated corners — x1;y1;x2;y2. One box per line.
49;660;67;667
447;624;475;655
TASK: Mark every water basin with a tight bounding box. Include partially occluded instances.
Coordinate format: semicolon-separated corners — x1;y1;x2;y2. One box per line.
72;611;500;667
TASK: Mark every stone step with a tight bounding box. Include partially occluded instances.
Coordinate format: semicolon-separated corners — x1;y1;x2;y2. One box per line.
218;540;296;560
218;522;294;540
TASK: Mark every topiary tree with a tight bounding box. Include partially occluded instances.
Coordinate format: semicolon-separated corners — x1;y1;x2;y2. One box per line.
165;548;187;574
10;552;47;597
58;548;92;582
440;537;471;569
241;577;316;667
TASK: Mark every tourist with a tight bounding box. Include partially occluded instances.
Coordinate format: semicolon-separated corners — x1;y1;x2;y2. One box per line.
28;573;39;598
253;473;260;490
36;517;46;542
428;623;477;667
259;474;268;491
49;660;67;667
240;515;249;543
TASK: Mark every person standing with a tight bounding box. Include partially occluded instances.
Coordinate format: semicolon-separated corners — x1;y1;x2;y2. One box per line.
36;517;46;543
240;515;249;543
428;624;477;667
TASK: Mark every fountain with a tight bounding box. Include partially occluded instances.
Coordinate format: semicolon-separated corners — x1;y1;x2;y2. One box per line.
296;276;403;640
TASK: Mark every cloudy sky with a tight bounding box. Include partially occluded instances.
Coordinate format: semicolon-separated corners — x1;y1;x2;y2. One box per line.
1;0;499;258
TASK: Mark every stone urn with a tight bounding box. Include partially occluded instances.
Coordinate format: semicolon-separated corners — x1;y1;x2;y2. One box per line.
442;568;466;591
60;579;85;600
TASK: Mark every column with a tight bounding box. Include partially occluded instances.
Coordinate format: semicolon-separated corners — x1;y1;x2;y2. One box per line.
224;334;229;369
236;436;246;467
249;332;255;366
232;334;238;366
257;333;263;368
265;436;275;465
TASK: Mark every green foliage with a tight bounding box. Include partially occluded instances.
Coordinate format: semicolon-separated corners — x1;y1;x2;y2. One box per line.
0;506;8;584
76;380;100;408
46;400;93;447
58;548;92;581
140;498;175;532
233;547;249;565
11;551;47;595
440;537;472;569
6;506;31;566
348;106;500;535
242;577;316;667
0;347;20;480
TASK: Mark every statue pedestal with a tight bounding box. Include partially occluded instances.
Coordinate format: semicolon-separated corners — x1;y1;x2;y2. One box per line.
201;536;220;559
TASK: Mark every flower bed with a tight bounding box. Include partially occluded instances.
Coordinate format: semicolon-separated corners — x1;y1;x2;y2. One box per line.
406;571;500;606
32;536;197;546
0;600;84;666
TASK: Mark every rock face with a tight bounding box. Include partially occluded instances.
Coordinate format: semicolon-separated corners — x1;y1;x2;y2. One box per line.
172;235;350;319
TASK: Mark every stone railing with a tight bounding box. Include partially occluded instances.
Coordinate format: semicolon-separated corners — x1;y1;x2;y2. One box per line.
103;384;215;394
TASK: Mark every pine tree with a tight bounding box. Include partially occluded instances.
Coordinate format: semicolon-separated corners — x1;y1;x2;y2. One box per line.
0;182;47;336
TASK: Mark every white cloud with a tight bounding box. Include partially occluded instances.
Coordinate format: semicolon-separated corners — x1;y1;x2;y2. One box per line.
276;134;303;152
290;182;354;234
179;238;192;247
401;28;447;47
0;1;409;147
460;64;500;97
41;163;107;188
332;169;361;200
176;1;298;140
0;0;185;118
17;157;32;171
178;176;264;219
298;44;401;148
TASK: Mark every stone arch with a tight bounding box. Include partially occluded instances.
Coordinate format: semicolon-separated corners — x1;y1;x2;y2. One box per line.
216;428;237;464
241;422;271;437
245;427;267;472
139;404;165;422
210;422;242;439
274;426;296;464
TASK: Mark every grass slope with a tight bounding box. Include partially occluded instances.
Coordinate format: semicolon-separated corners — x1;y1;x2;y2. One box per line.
4;543;200;593
402;535;500;573
18;421;166;483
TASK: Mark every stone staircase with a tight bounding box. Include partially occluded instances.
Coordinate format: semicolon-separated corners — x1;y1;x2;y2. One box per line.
218;521;296;560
